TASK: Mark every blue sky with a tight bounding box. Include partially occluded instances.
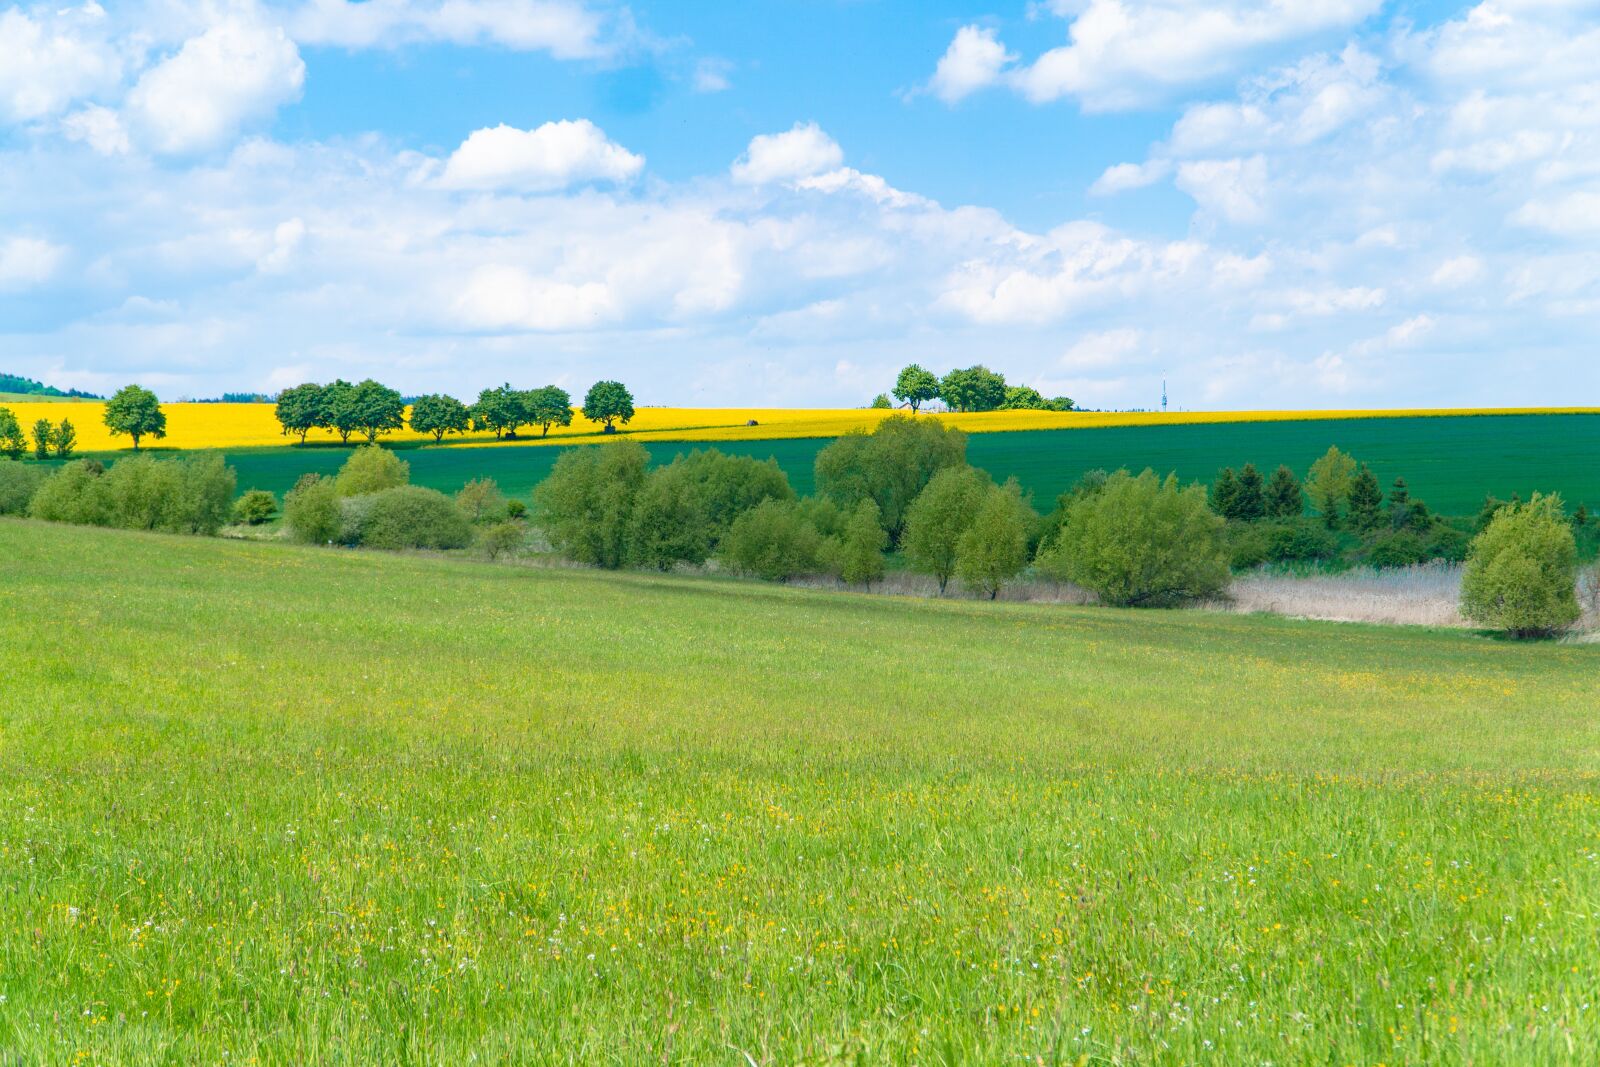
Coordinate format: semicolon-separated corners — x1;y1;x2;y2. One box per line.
2;0;1598;409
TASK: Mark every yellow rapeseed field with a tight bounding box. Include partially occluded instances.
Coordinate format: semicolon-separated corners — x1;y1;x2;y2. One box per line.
3;400;1596;452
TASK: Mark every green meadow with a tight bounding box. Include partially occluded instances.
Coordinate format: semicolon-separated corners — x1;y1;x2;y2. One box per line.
2;518;1598;1063
69;412;1600;517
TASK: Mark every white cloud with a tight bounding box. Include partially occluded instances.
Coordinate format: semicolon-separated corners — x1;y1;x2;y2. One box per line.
1060;328;1143;371
1514;191;1600;235
0;4;123;123
0;236;68;289
1003;0;1383;111
1431;255;1484;287
438;120;644;192
1175;156;1268;223
731;122;844;185
1089;159;1172;195
929;25;1014;103
125;13;305;154
286;0;609;58
693;58;733;93
60;104;131;155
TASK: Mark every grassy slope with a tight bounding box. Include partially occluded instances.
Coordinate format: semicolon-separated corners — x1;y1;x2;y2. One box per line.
3;519;1598;1063
93;412;1597;516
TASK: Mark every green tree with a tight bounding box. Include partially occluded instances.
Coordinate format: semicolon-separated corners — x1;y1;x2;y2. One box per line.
322;380;359;444
103;384;167;451
335;444;410;496
28;460;109;525
1045;396;1076;412
955;480;1033;599
283;474;342;543
831;498;887;588
0;459;45;515
628;465;713;571
232;489;278;525
814;414;966;543
472;385;528;439
455;478;506;523
1210;467;1240;518
938;365;1007;412
892;364;940;412
526;386;574;437
582;380;635;433
719;499;823;582
0;407;22;459
870;393;892;409
274;383;328;443
1233;463;1266;521
1041;469;1229;607
1461;493;1580;638
1305;446;1356;528
1264;465;1303;519
1347;464;1384;532
902;464;991;594
349;379;405;443
478;520;524;561
30;419;52;460
357;486;472;550
1000;385;1048;410
53;418;76;459
533;440;648;568
408;393;471;443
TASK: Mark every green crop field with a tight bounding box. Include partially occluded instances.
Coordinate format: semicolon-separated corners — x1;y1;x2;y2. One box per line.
3;518;1598;1063
69;412;1600;517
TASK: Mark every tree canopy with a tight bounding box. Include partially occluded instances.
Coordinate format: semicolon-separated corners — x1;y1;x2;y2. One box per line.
892;364;940;412
103;385;167;451
938;365;1007;413
409;394;471;442
582;381;635;433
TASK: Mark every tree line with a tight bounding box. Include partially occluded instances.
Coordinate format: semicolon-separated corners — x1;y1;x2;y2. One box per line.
0;407;77;461
875;364;1075;413
274;380;636;444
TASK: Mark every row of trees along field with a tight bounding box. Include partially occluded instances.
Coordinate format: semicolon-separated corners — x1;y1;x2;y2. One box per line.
0;385;166;453
275;380;636;443
874;364;1075;412
3;412;1591;636
0;408;77;460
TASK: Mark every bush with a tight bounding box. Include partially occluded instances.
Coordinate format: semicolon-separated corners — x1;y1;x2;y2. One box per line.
814;415;965;542
0;459;45;515
506;499;527;520
28;461;110;525
357;486;472;550
283;474;341;544
233;489;278;526
720;499;823;582
903;465;991;594
335;445;409;496
627;464;713;571
1041;469;1229;607
456;478;506;523
479;520;525;560
1264;520;1339;564
1226;522;1272;570
1364;530;1429;569
826;499;887;588
955;481;1033;599
27;453;234;535
1461;493;1580;637
533;440;648;568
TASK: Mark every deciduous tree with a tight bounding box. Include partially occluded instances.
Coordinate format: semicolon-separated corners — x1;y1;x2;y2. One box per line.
103;385;166;451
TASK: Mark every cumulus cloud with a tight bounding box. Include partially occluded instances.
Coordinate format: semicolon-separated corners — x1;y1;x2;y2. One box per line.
0;236;68;289
285;0;609;58
731;123;844;185
1175;156;1269;223
966;0;1383;111
61;104;131;155
0;4;123;122
438;120;644;192
125;13;305;154
1090;159;1172;196
928;25;1014;103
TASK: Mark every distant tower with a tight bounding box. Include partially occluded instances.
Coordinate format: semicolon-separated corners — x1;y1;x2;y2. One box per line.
1162;377;1168;412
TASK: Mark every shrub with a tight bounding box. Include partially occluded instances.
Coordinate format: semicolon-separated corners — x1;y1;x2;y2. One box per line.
533;440;648;568
627;465;713;571
0;407;23;459
456;478;506;523
1461;493;1580;637
955;480;1033;599
0;458;45;515
479;521;525;561
283;474;341;544
1264;520;1339;564
720;499;823;582
233;489;278;526
1364;530;1429;569
1227;522;1272;570
505;499;527;520
165;452;236;535
903;465;991;594
357;486;472;550
814;415;965;542
28;460;110;525
1425;524;1471;563
335;445;409;496
828;499;887;588
1041;469;1228;607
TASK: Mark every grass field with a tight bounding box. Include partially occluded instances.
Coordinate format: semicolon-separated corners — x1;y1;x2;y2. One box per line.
110;412;1598;518
3;519;1599;1062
